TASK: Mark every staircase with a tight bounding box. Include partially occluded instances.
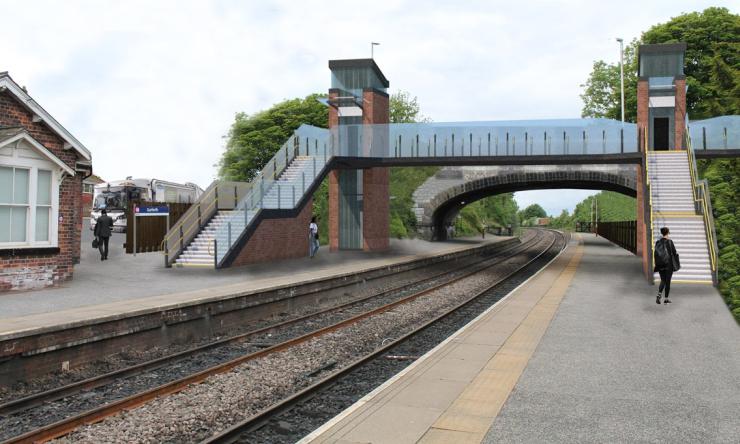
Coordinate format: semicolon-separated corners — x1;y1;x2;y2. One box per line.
647;151;713;283
173;156;316;267
260;156;314;209
175;210;244;267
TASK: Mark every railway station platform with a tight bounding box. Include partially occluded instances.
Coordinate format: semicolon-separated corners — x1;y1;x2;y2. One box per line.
303;234;740;444
0;233;509;324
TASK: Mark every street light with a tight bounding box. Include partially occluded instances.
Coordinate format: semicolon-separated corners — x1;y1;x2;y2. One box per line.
616;38;625;124
371;42;380;59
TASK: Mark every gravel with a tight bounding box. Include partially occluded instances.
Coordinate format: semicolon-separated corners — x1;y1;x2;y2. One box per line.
1;236;530;441
52;231;556;444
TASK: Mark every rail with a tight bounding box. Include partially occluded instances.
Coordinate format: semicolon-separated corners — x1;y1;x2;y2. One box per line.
685;127;718;277
2;232;553;443
202;230;564;443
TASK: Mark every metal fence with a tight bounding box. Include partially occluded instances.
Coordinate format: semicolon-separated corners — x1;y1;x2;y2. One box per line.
576;220;637;254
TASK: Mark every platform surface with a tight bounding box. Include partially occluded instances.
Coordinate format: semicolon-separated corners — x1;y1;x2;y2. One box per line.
0;225;507;337
304;235;740;444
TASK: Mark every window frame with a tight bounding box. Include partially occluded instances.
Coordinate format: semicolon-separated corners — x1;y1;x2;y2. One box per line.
0;154;61;249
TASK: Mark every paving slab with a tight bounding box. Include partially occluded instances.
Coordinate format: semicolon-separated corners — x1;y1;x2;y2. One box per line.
484;235;740;443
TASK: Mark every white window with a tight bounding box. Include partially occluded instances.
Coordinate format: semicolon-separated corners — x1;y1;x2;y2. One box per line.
0;166;29;242
0;134;66;249
83;183;94;194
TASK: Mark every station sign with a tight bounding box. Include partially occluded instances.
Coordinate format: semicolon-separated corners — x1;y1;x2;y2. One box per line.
134;205;170;216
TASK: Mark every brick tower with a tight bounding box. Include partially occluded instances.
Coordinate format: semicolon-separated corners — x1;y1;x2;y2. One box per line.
327;59;390;252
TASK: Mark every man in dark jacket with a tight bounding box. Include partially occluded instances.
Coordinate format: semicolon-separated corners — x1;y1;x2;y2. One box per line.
654;226;679;304
94;209;114;261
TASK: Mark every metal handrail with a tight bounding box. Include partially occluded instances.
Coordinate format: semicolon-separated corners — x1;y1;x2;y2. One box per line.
685;128;718;272
160;183;218;248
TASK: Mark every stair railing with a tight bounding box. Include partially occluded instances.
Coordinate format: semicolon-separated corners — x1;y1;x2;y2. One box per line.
213;131;333;268
685;127;719;281
161;180;252;267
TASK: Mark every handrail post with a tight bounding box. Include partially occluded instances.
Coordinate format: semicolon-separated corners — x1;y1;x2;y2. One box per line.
602;130;606;154
164;240;169;268
313;157;316;179
620;128;624;153
233;185;237;208
487;132;491;156
227;222;231;248
179;225;184;250
302;171;305;193
702;127;706;150
197;205;202;228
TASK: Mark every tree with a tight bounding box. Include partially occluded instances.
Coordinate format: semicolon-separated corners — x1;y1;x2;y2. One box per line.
580;41;639;122
389;90;431;123
519;204;546;220
580;7;740;121
218;94;328;182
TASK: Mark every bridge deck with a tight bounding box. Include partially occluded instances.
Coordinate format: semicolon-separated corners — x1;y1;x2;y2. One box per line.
304;234;740;443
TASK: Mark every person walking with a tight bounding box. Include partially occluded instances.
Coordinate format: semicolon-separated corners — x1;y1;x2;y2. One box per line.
654;226;680;304
308;216;320;259
94;209;114;261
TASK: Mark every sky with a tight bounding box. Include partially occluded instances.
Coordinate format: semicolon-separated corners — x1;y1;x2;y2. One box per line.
1;0;734;215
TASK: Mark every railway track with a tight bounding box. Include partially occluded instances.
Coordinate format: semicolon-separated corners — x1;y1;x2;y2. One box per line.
0;232;550;443
202;229;566;444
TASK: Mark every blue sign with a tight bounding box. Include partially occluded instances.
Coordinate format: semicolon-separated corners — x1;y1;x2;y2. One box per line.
135;205;169;216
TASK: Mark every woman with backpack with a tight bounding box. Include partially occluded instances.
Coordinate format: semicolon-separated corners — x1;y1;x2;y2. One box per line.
654;226;680;305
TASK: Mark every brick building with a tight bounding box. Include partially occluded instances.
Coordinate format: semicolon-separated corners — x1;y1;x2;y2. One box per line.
82;174;104;211
0;72;92;291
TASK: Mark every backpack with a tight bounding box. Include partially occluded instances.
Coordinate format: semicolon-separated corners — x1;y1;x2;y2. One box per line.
654;239;671;269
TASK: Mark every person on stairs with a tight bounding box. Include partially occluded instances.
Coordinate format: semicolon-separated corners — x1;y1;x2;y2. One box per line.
654;226;680;304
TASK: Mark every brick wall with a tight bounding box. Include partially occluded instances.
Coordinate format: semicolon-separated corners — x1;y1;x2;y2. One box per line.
674;77;686;150
362;167;390;251
230;198;313;266
635;79;650;278
0;90;83;290
328;170;340;251
361;89;390;252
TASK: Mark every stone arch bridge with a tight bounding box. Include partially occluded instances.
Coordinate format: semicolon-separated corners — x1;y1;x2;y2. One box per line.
412;165;637;240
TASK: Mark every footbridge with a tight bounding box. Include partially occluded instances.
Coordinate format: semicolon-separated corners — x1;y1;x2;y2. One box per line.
412;164;637;240
163;43;739;286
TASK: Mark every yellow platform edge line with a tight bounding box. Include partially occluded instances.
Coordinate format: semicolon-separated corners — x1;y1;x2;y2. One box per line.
421;237;585;442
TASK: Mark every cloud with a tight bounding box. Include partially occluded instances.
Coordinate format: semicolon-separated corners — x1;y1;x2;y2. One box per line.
1;0;732;203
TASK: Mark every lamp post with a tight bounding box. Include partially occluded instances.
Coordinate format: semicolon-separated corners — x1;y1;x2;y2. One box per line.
616;38;625;124
371;42;380;59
